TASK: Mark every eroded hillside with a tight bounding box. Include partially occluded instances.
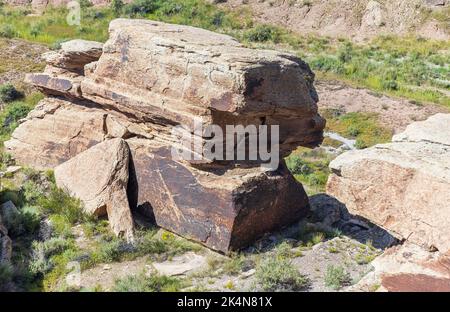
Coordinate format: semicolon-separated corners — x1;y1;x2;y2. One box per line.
221;0;450;41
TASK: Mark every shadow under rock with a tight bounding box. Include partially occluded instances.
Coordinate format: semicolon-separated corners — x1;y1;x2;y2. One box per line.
308;193;399;249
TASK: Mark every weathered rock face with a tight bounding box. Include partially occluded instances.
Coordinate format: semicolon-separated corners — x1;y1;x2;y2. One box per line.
55;138;134;240
327;113;450;253
10;19;323;252
4;97;106;170
127;138;309;251
351;242;450;292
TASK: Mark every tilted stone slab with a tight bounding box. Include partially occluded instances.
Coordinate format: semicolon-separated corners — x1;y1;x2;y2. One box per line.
55;138;134;240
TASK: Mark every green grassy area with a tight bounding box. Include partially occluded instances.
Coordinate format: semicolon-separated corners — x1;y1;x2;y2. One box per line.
321;109;393;149
285;147;333;195
0;1;448;107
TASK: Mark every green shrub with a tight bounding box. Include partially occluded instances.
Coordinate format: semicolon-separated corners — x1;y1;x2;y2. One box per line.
0;263;13;290
324;112;392;149
2;101;30;121
286;147;331;195
0;151;13;170
0;24;16;38
255;244;308;291
3;208;41;237
38;187;86;225
256;257;308;291
223;253;251;275
160;1;184;16
135;231;167;255
29;237;74;274
244;24;281;43
79;0;93;8
324;265;351;290
29;24;43;38
111;0;124;16
113;272;184;292
0;84;23;103
22;180;45;205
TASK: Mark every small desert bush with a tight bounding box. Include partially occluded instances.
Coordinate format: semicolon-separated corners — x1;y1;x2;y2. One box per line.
29;237;75;275
113;272;184;292
0;24;15;38
123;0;159;16
285;147;332;194
38;187;87;225
324;265;351;290
3;208;41;237
256;243;308;291
244;24;281;43
0;100;33;143
223;253;252;275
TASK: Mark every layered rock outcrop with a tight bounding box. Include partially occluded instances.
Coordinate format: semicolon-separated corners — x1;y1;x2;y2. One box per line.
327;113;450;253
7;19;324;252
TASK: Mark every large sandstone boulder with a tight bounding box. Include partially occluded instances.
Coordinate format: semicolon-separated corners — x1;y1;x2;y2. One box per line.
55;138;134;240
5;97;153;170
80;19;324;162
13;19;323;251
327;113;450;253
127;138;309;252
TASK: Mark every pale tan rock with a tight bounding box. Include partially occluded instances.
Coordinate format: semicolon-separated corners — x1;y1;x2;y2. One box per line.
392;113;450;146
150;252;207;276
5;97;156;170
42;39;103;73
18;19;325;251
55;138;134;240
4;98;106;170
327;113;450;253
350;242;450;292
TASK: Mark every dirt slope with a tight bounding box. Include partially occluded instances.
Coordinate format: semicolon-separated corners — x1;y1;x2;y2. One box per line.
221;0;449;41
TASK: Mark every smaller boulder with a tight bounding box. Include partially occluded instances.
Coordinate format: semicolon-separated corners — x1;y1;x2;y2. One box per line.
0;201;19;227
54;138;134;241
42;39;103;73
